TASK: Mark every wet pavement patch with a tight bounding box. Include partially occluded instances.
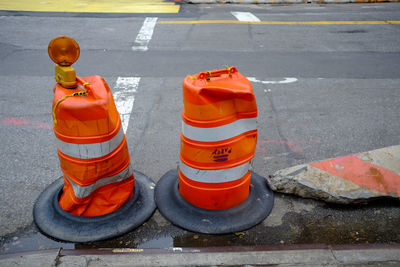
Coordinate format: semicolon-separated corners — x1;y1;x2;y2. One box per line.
1;194;399;254
0;223;74;254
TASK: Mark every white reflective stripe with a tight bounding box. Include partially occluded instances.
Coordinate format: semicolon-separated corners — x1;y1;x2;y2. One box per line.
64;164;133;199
182;117;257;142
56;127;125;159
179;160;250;183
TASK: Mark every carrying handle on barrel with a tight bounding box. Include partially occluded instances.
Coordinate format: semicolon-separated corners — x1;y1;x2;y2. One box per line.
52;76;92;126
197;66;237;80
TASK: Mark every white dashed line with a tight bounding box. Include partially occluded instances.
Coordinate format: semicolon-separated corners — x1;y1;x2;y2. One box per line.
231;12;260;22
247;77;298;84
132;17;158;51
361;5;383;8
113;77;141;133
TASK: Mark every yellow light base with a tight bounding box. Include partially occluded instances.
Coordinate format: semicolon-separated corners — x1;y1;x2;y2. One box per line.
55;64;77;89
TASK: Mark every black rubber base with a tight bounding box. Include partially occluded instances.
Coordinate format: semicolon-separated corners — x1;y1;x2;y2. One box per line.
155;169;274;234
33;171;156;243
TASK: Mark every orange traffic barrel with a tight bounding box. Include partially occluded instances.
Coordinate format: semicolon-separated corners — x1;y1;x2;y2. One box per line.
33;36;155;242
155;67;274;234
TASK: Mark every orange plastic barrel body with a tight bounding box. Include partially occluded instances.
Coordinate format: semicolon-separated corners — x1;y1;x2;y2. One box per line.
53;75;134;216
179;67;257;210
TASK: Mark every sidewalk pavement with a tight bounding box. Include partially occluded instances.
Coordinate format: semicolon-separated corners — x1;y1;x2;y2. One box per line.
1;244;400;266
185;0;400;4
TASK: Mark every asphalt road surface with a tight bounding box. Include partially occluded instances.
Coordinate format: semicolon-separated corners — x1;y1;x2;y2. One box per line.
0;2;399;253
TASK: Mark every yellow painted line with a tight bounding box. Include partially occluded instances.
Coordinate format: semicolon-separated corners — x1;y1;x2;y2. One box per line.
158;20;400;25
0;0;180;13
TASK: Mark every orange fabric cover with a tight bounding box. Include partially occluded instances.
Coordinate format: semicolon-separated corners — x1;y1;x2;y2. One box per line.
53;75;134;216
179;67;257;210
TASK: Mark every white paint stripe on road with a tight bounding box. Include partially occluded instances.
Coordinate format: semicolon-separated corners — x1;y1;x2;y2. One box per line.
132;17;158;51
113;77;141;133
231;12;260;22
247;77;298;84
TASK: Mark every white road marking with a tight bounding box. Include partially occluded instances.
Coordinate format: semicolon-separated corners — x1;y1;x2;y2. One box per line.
113;77;141;133
247;77;298;84
306;6;326;9
132;17;158;51
361;5;383;8
231;12;260;22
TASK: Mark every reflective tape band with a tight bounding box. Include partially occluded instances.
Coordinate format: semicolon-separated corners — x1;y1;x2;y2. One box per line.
64;164;133;199
182;117;257;142
56;127;124;159
179;160;250;183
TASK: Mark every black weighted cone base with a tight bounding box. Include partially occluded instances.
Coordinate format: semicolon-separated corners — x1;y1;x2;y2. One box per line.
33;171;156;243
155;169;274;234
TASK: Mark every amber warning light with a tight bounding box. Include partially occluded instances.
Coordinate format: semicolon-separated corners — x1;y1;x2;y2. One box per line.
48;36;80;88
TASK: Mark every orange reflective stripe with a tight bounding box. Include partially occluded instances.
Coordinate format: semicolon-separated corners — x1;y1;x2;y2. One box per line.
180;130;257;169
58;136;131;186
178;169;251;210
183;98;257;122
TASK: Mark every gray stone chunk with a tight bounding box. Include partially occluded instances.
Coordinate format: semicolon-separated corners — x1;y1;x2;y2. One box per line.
268;164;397;204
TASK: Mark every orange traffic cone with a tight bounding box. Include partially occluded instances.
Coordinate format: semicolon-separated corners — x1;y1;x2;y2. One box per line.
33;36;155;242
155;67;274;234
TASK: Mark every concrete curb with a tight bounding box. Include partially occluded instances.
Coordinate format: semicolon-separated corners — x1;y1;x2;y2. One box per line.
1;245;400;266
184;0;400;4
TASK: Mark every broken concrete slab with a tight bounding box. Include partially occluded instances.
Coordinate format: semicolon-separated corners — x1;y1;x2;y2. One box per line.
268;145;400;204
